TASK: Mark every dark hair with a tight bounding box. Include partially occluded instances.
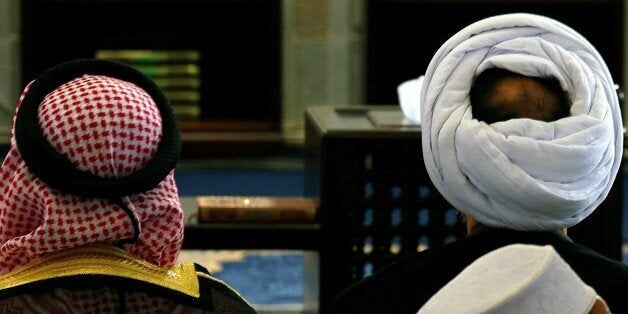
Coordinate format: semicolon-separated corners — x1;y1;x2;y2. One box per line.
470;68;570;124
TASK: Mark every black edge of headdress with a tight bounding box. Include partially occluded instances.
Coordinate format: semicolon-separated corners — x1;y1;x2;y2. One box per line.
15;59;181;199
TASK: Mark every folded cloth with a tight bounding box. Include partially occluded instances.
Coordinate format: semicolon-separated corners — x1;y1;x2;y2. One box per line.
0;60;184;274
418;244;599;314
414;13;622;230
398;76;424;123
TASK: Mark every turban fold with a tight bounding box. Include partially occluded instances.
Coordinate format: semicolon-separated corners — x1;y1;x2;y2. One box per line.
0;60;183;274
414;14;622;230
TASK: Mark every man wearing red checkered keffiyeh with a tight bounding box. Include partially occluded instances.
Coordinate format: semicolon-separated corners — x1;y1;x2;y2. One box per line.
0;62;184;274
0;60;255;313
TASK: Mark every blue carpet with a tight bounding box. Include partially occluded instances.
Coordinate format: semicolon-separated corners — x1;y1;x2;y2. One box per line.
213;253;304;304
175;168;306;304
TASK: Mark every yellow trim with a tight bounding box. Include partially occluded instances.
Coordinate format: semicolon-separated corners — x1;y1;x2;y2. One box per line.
0;244;200;298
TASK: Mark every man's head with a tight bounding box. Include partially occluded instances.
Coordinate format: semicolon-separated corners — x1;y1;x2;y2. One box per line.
471;68;570;123
464;68;573;233
417;13;622;231
0;60;184;275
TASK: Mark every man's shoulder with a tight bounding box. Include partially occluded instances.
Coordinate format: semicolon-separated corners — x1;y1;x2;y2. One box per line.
554;238;628;276
554;240;628;311
328;229;628;313
329;240;474;313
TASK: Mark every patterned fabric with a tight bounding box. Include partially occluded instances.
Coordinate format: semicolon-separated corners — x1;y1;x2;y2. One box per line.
0;74;184;275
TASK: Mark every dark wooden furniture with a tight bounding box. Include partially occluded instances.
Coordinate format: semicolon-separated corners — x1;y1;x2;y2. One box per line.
305;105;624;312
180;105;623;311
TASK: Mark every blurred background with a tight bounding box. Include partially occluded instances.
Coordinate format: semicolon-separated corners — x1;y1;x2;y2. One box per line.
0;1;625;313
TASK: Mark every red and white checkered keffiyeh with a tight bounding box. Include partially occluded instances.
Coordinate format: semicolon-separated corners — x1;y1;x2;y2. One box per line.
0;74;184;275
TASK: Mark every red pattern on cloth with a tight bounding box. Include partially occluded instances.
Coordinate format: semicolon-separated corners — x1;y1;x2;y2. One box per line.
0;75;184;275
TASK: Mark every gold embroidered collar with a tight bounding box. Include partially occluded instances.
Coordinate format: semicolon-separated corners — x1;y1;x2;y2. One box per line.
0;244;200;298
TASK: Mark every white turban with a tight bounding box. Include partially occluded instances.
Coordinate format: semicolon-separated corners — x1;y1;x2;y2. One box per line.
413;13;622;230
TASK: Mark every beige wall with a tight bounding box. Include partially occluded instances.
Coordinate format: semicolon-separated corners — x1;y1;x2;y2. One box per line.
282;0;366;143
0;0;20;140
624;0;627;125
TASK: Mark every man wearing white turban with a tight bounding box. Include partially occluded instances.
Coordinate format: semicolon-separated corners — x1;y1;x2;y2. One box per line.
330;13;628;313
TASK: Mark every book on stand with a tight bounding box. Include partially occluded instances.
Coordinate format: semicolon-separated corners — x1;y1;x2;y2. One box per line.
197;196;319;223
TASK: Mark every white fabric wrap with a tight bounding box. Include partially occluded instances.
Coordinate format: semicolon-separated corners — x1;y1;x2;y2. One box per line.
419;13;622;230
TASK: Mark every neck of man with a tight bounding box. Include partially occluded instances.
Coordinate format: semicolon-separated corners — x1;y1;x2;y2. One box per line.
465;215;568;236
